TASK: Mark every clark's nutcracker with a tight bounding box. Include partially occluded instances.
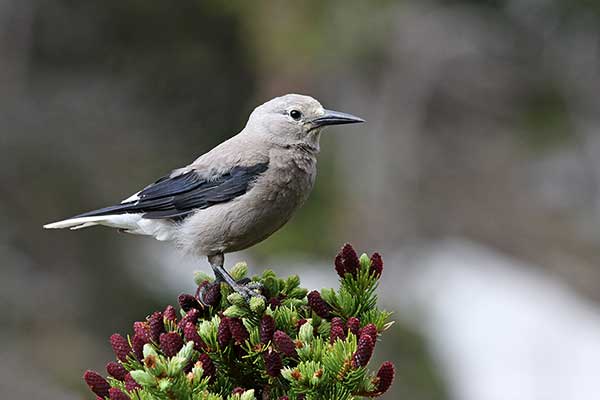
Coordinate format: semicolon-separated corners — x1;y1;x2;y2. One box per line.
44;94;364;300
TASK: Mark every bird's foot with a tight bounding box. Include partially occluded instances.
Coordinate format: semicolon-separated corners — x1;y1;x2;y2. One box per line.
231;280;264;303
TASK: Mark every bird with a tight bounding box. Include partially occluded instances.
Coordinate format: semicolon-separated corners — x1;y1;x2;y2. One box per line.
44;94;364;301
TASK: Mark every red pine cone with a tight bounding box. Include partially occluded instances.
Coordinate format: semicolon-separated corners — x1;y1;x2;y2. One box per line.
346;317;360;336
198;353;216;382
268;296;282;308
133;321;150;343
163;305;177;323
334;253;347;278
232;387;245;395
263;349;283;377
259;315;276;344
329;317;346;344
340;243;360;276
148;311;164;342
106;361;127;381
278;397;290;400
178;308;201;329
228;317;249;344
307;291;331;318
369;252;384;278
352;334;375;368
273;330;296;357
109;387;130;400
203;283;222;307
178;293;202;312
296;318;308;331
217;316;232;347
375;361;395;394
358;323;378;342
159;332;183;357
110;334;131;362
132;334;146;361
183;322;206;351
124;372;141;391
83;370;110;398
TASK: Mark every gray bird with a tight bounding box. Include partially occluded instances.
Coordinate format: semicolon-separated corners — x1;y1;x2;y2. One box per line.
44;94;364;300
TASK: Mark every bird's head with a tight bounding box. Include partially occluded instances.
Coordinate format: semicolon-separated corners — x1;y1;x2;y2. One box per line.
245;94;364;152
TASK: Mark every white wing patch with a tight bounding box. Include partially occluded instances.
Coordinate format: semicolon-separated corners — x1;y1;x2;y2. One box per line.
121;191;141;204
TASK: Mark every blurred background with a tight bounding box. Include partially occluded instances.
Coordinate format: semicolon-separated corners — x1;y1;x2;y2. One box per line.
2;0;600;398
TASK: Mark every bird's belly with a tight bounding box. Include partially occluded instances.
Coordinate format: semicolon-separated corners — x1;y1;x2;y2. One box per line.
178;172;314;255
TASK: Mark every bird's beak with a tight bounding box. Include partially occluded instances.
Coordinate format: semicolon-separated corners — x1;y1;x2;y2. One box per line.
311;109;365;128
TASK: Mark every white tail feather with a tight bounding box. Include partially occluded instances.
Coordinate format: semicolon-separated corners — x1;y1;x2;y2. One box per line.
43;214;142;230
43;214;176;241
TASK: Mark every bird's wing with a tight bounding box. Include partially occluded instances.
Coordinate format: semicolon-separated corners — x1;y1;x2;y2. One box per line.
72;162;269;220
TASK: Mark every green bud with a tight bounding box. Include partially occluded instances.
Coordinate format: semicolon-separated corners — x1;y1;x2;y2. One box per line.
249;296;266;313
176;341;195;361
359;253;371;270
288;287;308;299
285;275;300;291
227;292;246;306
129;370;156;387
299;321;314;343
320;288;336;305
158;378;173;392
223;304;247;318
240;389;256;400
230;262;248;281
143;343;159;359
193;271;212;286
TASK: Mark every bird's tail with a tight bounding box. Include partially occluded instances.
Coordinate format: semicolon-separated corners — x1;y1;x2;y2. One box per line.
43;214;141;231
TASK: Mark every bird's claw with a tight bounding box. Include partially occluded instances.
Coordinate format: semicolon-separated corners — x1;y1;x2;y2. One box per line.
232;280;264;303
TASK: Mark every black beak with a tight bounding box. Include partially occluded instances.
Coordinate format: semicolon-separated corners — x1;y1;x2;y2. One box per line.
311;109;365;128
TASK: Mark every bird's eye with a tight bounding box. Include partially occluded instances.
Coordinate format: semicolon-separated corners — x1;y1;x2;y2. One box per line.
289;110;302;120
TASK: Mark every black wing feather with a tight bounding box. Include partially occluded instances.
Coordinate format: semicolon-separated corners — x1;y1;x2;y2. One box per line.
73;163;269;220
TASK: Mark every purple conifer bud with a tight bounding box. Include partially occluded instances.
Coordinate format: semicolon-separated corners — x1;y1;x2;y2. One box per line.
217;316;232;347
183;322;206;351
148;311;164;342
259;315;276;344
340;243;360;276
232;387;245;395
109;387;130;400
369;252;384;278
132;334;146;361
334;253;346;278
375;361;395;394
358;323;378;342
106;362;127;381
83;370;110;398
228;317;249;345
273;330;296;357
263;349;283;377
110;334;132;362
198;353;216;382
203;283;221;307
178;293;202;312
352;334;375;368
133;321;150;343
163;305;177;323
159;332;183;357
178;308;201;329
307;291;331;318
346;317;360;336
329;317;346;344
268;296;282;309
124;373;140;392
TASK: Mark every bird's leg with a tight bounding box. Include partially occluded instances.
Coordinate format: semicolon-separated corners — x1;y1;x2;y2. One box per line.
206;253;263;302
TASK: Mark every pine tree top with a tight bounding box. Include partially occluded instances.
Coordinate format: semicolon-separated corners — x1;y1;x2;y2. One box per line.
84;244;395;400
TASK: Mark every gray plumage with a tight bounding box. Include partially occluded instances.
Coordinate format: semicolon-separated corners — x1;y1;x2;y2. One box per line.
44;94;364;299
